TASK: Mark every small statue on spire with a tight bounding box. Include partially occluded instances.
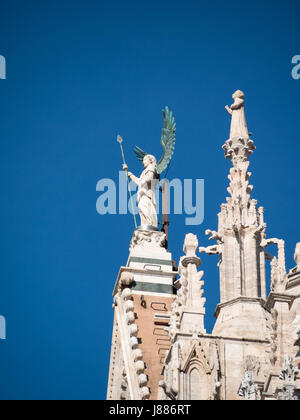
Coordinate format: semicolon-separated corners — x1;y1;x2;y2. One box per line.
225;89;249;139
223;90;255;164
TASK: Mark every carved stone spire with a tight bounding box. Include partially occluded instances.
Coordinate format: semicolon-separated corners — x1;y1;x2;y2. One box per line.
224;90;255;166
201;91;267;303
169;234;206;341
221;90;258;229
182;234;204;310
198;91;273;340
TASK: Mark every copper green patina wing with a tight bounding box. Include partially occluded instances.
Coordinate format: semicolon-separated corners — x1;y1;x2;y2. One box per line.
133;106;176;174
133;145;147;162
157;106;176;175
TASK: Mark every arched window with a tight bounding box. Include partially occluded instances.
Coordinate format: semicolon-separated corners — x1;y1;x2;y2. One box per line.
190;367;201;400
188;362;209;400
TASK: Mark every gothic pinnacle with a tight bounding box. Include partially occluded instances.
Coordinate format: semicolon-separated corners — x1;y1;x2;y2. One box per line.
223;90;256;166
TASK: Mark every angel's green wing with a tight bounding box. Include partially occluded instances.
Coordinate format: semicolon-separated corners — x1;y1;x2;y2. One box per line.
157;107;176;175
133;107;176;172
133;145;147;162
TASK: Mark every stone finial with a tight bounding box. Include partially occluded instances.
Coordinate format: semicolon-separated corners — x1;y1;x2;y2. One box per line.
183;234;201;268
294;242;300;269
238;371;259;400
170;234;206;336
183;233;199;258
278;355;299;400
279;355;299;384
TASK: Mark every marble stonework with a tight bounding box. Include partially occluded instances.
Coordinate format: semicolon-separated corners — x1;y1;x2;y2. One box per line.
107;91;299;400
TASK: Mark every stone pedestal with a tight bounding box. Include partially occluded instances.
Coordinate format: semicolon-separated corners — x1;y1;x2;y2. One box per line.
124;229;175;296
213;297;268;340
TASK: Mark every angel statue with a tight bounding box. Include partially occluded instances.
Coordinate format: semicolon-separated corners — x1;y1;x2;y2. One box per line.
122;107;176;231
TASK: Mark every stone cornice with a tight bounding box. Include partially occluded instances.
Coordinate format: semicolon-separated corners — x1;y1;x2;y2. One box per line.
172;331;269;344
265;292;295;311
286;271;300;290
113;266;178;296
181;256;201;267
214;296;266;318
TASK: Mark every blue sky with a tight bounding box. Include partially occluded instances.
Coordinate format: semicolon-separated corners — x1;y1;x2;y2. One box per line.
0;0;299;400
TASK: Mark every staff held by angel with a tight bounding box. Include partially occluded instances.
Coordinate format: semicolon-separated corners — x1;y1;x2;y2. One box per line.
119;107;176;231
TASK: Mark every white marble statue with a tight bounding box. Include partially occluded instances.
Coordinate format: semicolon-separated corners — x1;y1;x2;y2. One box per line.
225;89;249;139
121;107;176;230
123;155;159;229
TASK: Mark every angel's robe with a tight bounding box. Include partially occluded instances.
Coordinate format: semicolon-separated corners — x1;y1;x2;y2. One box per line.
131;163;159;228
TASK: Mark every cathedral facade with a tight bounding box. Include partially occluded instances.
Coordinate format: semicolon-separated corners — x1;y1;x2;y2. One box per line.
106;91;300;400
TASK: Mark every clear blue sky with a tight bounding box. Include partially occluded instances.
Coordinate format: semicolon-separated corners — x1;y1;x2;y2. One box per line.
0;0;299;400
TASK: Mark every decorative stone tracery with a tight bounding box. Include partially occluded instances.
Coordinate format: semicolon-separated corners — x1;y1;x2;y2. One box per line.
278;356;299;400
